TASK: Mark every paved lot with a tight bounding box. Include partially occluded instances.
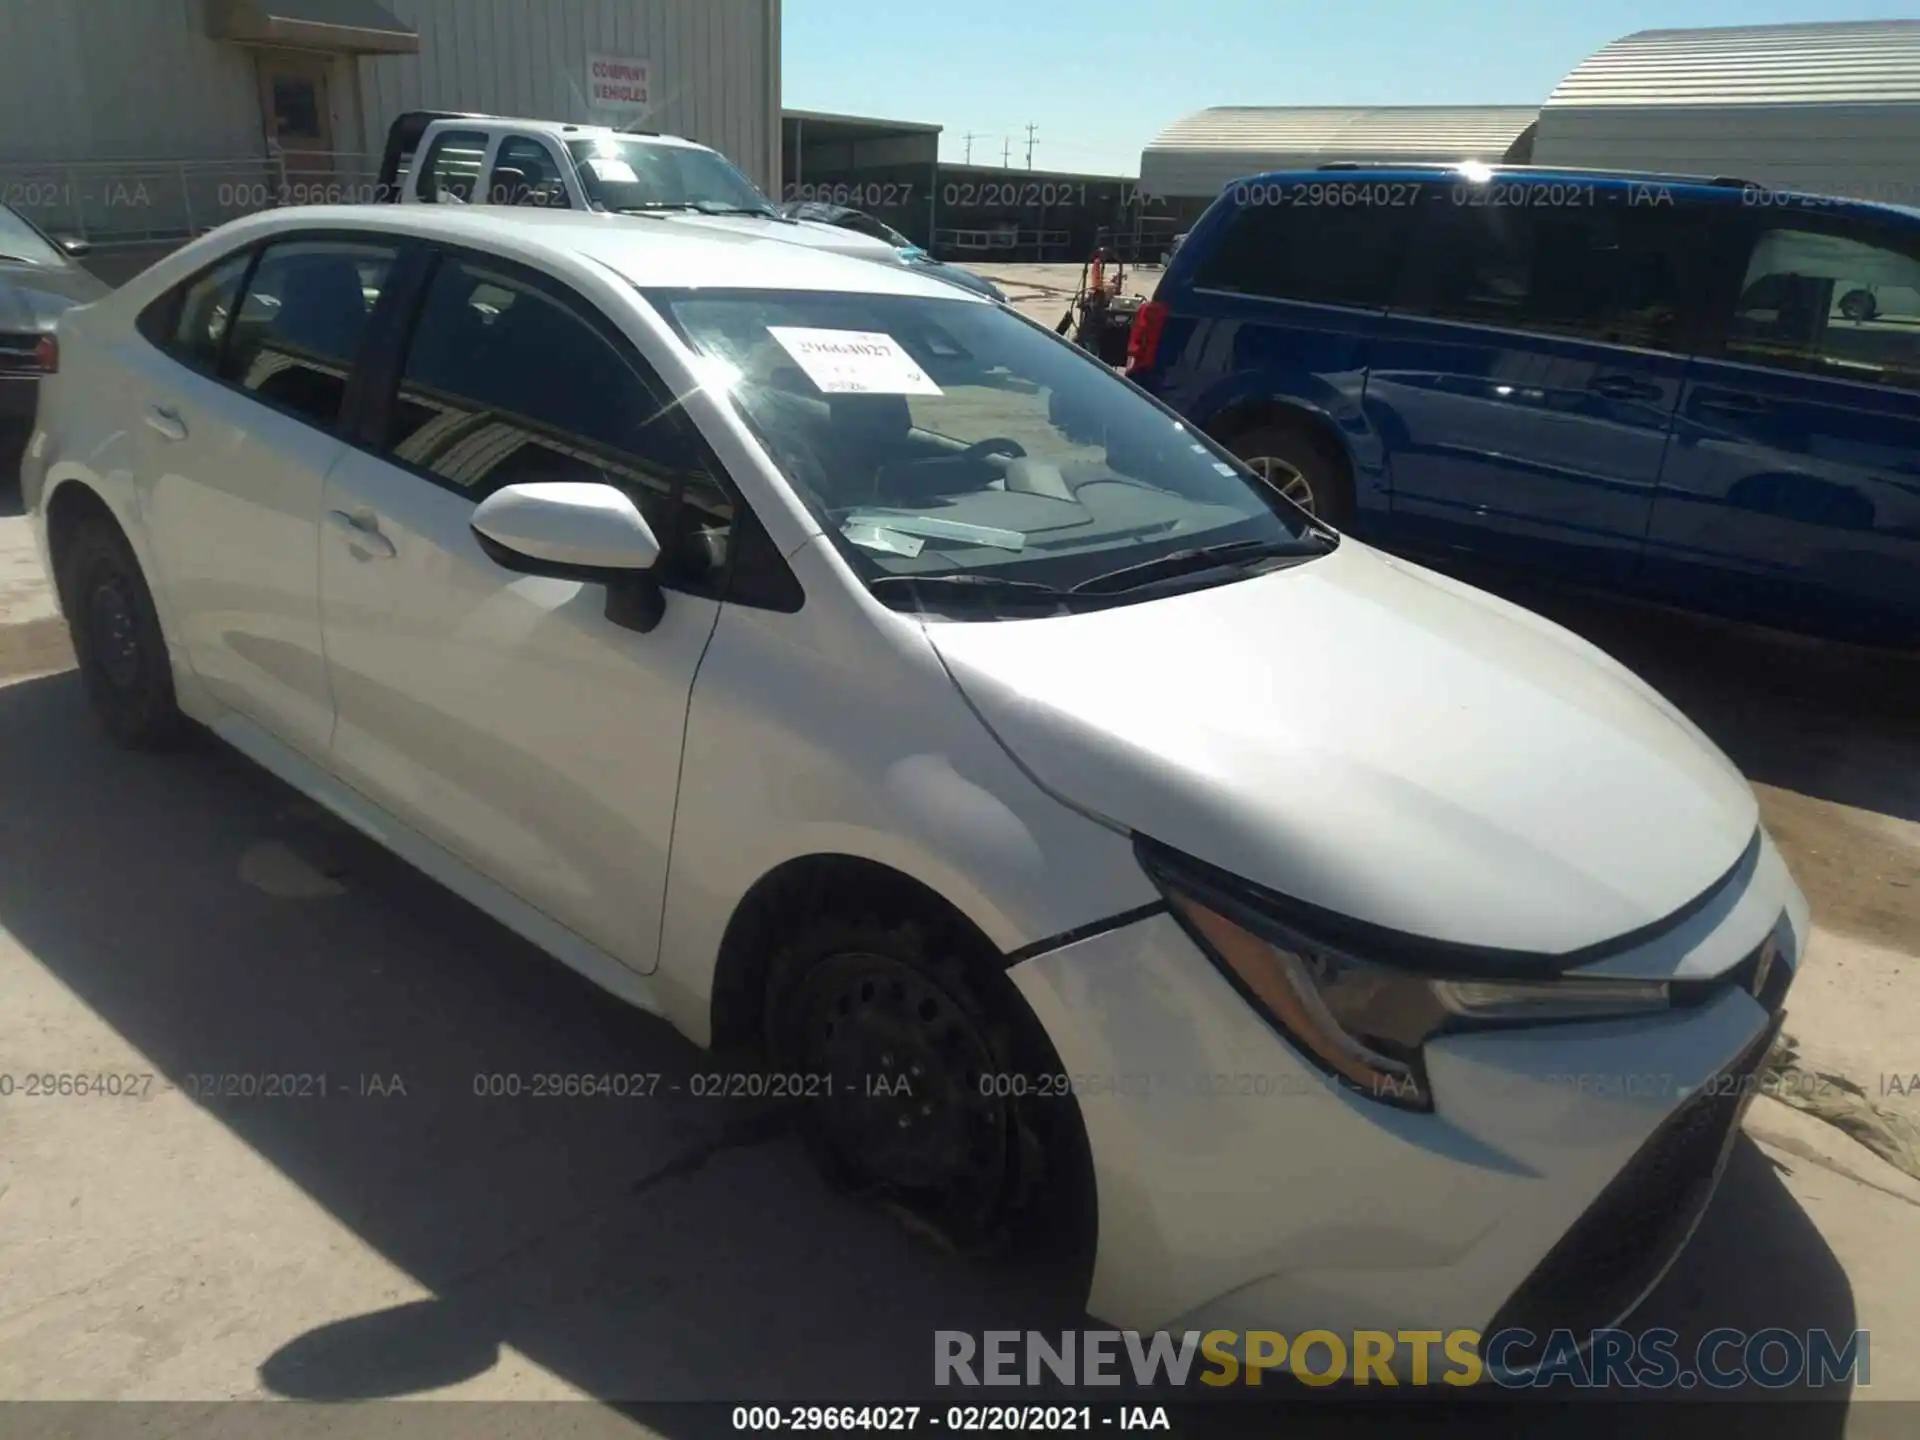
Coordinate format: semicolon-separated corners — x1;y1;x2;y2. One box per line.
1;266;1918;1424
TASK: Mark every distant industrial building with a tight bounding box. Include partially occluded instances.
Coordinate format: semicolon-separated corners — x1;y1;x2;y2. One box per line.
1531;20;1920;203
1139;105;1538;203
781;110;1153;262
0;0;780;261
1139;18;1920;215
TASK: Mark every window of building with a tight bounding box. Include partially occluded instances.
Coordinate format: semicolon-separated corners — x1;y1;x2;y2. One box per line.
1726;226;1920;391
383;258;735;588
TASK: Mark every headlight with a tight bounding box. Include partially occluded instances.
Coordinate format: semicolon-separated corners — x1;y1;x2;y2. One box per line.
1137;840;1672;1112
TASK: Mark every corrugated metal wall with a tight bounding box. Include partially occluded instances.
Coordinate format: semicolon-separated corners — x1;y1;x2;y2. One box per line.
1140;107;1540;200
356;0;780;191
1535;22;1920;203
0;0;263;162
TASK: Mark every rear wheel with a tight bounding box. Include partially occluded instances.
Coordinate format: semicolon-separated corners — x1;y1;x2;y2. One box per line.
59;517;184;750
765;912;1088;1261
1218;421;1354;528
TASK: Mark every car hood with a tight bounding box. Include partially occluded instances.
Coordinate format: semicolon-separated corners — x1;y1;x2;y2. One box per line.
657;212;904;260
924;541;1759;958
0;266;106;330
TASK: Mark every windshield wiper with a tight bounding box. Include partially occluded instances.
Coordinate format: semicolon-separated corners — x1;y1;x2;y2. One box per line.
1069;535;1327;597
868;572;1071;611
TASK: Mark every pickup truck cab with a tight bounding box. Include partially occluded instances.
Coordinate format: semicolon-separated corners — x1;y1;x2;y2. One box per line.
378;111;904;264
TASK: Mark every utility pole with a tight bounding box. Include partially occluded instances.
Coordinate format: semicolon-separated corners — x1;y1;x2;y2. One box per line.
1024;123;1038;170
961;131;978;164
1002;137;1011;168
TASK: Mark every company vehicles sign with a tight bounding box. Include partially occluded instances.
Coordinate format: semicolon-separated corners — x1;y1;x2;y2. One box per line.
586;54;650;115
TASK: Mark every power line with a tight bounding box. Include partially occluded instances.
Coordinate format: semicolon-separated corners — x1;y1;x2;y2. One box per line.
961;131;979;164
1024;123;1038;170
1001;137;1011;168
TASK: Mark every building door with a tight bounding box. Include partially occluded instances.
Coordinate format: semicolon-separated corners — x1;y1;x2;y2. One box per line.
256;50;336;188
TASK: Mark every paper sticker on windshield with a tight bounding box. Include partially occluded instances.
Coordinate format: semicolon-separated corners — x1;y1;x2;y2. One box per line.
584;157;639;184
767;327;943;396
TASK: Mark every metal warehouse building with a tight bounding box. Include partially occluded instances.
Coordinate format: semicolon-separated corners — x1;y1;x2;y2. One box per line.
0;0;780;265
1138;105;1540;208
1531;20;1920;203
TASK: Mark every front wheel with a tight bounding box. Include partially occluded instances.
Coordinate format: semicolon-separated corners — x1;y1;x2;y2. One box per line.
1219;422;1354;529
764;914;1087;1260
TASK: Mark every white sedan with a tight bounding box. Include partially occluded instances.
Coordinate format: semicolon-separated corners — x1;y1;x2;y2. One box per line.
22;204;1806;1366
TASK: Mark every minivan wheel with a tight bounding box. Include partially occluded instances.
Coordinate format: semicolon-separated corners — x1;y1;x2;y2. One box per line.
765;915;1068;1257
1221;422;1354;528
60;518;184;750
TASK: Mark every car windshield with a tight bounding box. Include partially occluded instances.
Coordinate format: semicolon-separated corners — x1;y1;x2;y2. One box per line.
0;204;68;267
647;288;1328;612
566;137;776;216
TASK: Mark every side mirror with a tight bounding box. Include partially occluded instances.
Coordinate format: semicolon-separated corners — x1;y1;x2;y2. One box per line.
470;481;666;633
56;235;91;258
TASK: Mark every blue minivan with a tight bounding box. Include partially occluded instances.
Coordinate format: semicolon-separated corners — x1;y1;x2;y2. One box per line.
1126;164;1920;645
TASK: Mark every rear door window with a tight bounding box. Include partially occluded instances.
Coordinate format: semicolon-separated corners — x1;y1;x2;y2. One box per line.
219;238;400;429
1395;196;1694;352
140;249;254;370
1192;187;1415;308
416;129;489;203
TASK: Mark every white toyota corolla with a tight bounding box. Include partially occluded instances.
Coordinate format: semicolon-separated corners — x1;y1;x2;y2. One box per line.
22;205;1806;1361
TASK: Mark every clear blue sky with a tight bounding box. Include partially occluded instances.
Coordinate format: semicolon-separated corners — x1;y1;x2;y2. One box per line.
785;0;1915;177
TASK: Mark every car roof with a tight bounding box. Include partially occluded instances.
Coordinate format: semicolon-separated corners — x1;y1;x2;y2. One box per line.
175;204;987;301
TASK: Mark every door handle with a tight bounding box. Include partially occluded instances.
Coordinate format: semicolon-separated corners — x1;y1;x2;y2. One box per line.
1588;375;1662;402
1695;392;1770;417
327;508;397;561
143;404;188;441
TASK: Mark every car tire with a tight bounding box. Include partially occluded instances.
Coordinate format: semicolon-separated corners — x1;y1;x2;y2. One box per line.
1219;421;1354;528
764;911;1088;1261
60;516;185;750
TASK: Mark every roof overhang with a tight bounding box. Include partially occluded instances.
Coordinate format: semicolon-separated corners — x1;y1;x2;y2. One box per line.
206;0;419;55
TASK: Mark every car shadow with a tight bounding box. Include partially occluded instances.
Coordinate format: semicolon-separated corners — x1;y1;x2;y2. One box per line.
0;669;1864;1434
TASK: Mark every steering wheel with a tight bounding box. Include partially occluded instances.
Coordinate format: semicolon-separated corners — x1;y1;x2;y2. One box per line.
957;437;1027;464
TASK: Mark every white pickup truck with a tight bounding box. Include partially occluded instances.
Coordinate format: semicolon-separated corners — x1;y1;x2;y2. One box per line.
375;111;904;264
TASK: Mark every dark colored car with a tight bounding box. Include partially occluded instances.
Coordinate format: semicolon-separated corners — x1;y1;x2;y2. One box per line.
778;200;1008;303
1;203;108;435
1126;164;1920;646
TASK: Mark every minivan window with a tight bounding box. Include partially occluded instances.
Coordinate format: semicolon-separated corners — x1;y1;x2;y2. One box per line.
1193;194;1412;309
650;287;1326;610
1727;225;1920;390
417;130;489;203
384;258;734;585
566;137;776;216
1398;200;1690;351
220;239;398;429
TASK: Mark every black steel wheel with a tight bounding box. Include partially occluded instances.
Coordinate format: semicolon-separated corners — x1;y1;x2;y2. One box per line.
765;914;1086;1260
60;516;184;749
